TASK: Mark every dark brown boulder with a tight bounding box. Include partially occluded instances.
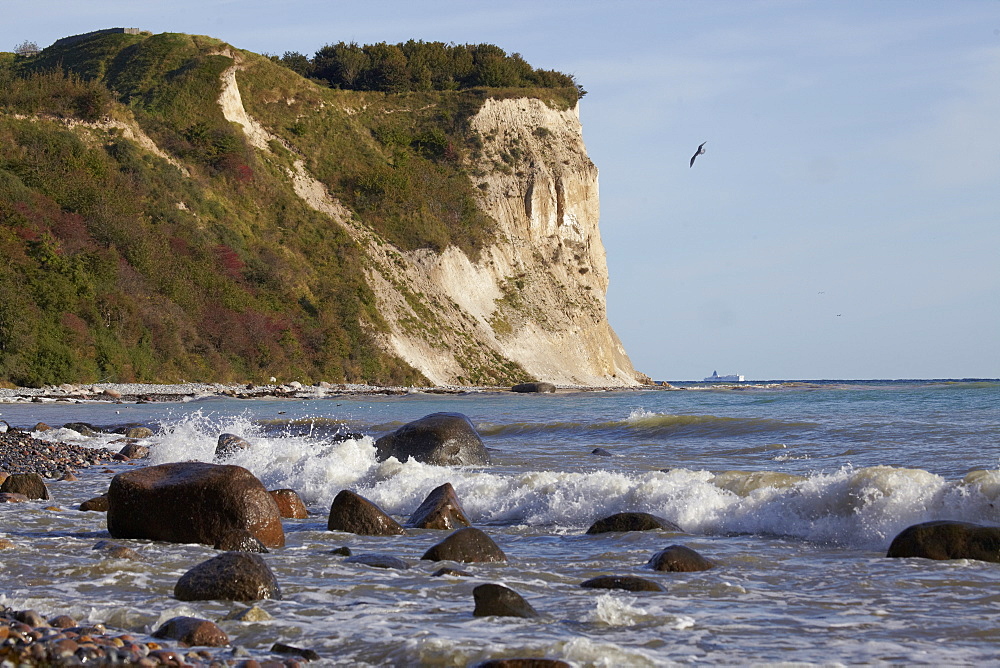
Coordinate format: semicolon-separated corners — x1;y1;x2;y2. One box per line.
375;412;490;466
271;643;321;661
646;545;715;572
421;527;506;563
327;489;406;536
118;443;150;459
174;551;282;602
0;473;49;500
408;482;472;530
215;433;251;460
270;488;309;519
511;382;556;393
79;495;109;512
887;520;1000;562
106;462;285;548
586;512;681;534
473;584;539;618
580;575;664;592
152;616;229;647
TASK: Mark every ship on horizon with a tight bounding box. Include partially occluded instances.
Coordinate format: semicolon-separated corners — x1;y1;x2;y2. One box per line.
704;370;746;382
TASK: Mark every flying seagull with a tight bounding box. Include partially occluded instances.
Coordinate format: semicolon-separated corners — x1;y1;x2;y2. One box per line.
690;141;707;167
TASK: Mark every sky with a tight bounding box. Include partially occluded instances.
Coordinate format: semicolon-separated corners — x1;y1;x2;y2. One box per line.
3;1;999;381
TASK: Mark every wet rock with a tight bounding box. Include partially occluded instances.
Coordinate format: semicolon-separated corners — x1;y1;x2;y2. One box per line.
47;615;76;628
0;538;14;549
58;471;78;481
213;529;269;553
118;442;150;459
269;488;309;519
174;551;282;602
125;427;153;439
329;546;353;556
0;492;29;503
152;616;229;647
421;527;506;563
327;489;406;536
215;433;251;460
221;605;272;622
432;567;472;577
473;583;539;618
585;512;682;534
344;553;411;570
63;422;101;436
93;540;145;561
14;610;46;627
271;642;321;661
887;520;1000;562
374;412;490;466
107;462;285;548
591;448;613;457
646;544;715;572
79;494;109;512
33;422;52;432
408;482;472;530
580;575;664;592
0;473;50;500
511;382;556;393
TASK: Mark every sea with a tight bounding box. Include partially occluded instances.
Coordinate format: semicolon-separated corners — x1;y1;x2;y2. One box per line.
1;379;998;666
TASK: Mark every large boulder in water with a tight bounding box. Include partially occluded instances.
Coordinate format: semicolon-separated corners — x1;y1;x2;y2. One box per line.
375;412;489;466
327;489;406;536
106;462;285;548
0;473;49;500
270;488;309;519
421;527;506;563
152;616;229;647
580;575;664;592
586;512;682;534
473;584;539;618
886;520;1000;562
408;482;471;530
174;551;282;602
646;545;716;572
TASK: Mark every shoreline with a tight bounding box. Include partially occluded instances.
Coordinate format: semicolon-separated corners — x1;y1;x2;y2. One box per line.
0;381;660;405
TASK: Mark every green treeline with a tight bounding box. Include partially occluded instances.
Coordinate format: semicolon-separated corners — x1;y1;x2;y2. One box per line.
272;40;586;99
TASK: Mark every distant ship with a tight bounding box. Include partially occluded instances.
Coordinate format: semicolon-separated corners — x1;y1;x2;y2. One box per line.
704;370;745;382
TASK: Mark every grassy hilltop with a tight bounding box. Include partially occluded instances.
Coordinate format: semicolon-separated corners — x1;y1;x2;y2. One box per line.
0;31;581;387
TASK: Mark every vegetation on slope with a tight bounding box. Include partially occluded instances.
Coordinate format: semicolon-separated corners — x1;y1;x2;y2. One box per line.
0;31;572;387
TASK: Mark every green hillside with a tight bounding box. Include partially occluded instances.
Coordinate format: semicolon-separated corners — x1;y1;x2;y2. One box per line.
0;31;580;387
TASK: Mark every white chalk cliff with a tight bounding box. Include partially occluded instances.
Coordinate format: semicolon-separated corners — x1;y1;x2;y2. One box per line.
218;58;646;386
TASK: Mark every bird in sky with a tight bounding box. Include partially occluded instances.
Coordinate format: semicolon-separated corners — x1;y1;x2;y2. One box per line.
690;141;707;167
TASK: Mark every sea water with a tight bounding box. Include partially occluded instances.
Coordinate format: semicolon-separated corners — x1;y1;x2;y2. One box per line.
0;380;998;665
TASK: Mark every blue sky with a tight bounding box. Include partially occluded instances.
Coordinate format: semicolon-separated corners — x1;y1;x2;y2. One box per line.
4;1;999;380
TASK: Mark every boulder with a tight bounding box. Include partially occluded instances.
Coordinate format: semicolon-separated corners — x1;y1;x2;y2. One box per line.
174;552;282;602
215;433;251;459
886;520;1000;562
344;553;411;570
79;495;109;512
106;462;285;548
125;427;153;439
374;412;490;466
408;482;472;530
0;493;28;503
473;584;539;618
213;530;269;553
92;540;145;562
421;527;506;563
269;488;309;519
591;448;613;457
646;545;715;572
33;422;52;432
271;643;321;661
0;473;49;500
586;512;681;534
152;616;229;647
327;490;406;536
118;443;150;459
580;575;664;592
63;422;101;436
511;382;556;393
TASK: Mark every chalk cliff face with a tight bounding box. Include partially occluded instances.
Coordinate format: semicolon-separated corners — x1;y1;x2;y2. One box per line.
350;98;647;386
